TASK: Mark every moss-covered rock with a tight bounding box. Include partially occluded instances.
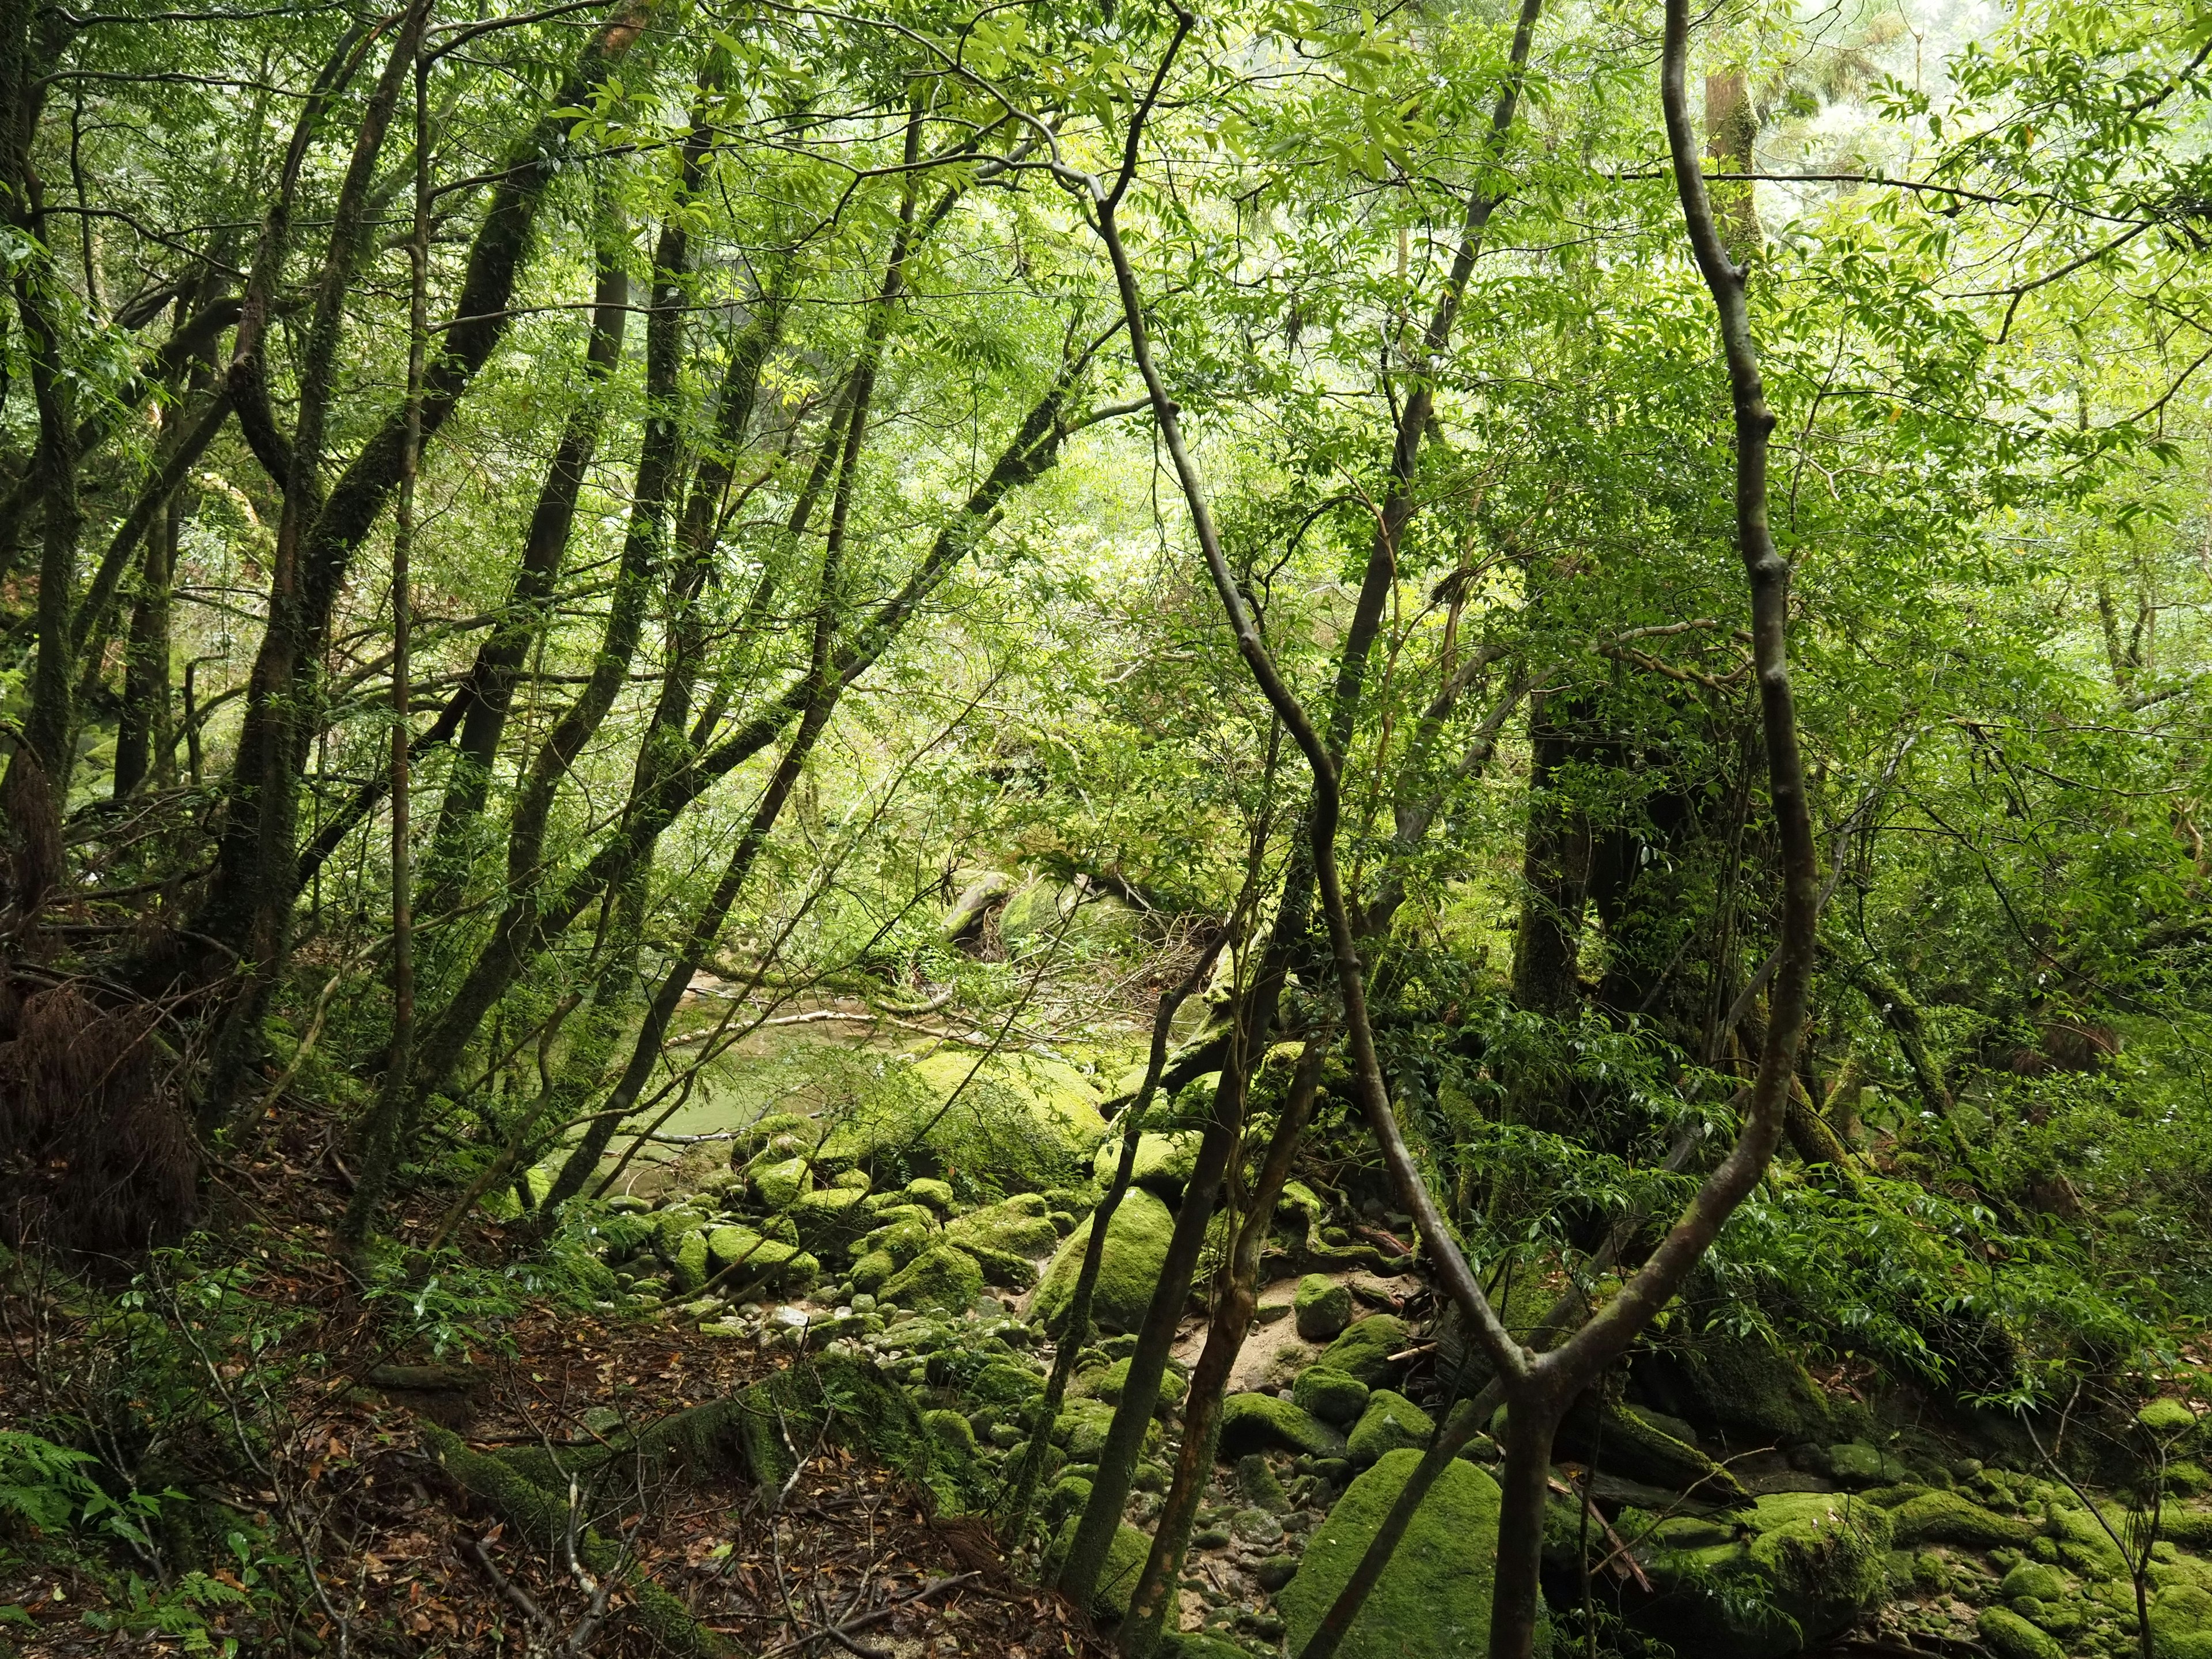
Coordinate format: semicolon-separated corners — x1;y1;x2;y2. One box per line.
821;1052;1107;1187
672;1229;710;1293
1218;1393;1349;1460
749;1156;813;1211
1978;1606;2066;1659
1319;1315;1409;1387
849;1248;897;1293
1556;1395;1749;1506
1279;1448;1535;1659
1889;1489;2034;1549
1090;1130;1205;1198
1053;1517;1153;1620
1348;1390;1434;1467
1293;1366;1372;1427
2001;1560;2070;1601
704;1226;818;1289
1029;1187;1176;1334
1054;1399;1121;1460
903;1176;956;1213
945;1194;1060;1258
1294;1274;1354;1342
880;1244;984;1314
1639;1334;1841;1449
1637;1491;1892;1659
789;1186;870;1248
1076;1355;1187;1414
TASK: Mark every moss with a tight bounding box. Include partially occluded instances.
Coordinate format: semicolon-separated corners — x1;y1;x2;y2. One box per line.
1663;1333;1839;1446
1090;1130;1205;1198
423;1424;728;1655
2143;1397;2203;1441
2002;1560;2070;1600
1237;1453;1289;1512
1348;1390;1434;1467
1218;1393;1349;1460
1557;1395;1749;1506
850;1248;897;1292
879;1244;984;1313
1640;1491;1890;1659
1075;1519;1153;1620
945;1194;1060;1257
960;1239;1040;1289
1978;1606;2066;1659
1029;1187;1176;1334
672;1229;710;1293
823;1052;1107;1187
1889;1488;2033;1549
1278;1448;1540;1659
1293;1274;1353;1342
1293;1366;1371;1427
903;1177;956;1213
1078;1356;1186;1413
704;1226;816;1289
1318;1315;1409;1387
748;1156;814;1210
1055;1399;1121;1460
789;1187;870;1248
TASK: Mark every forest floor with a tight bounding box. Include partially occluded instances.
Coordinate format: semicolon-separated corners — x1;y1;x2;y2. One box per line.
0;1095;1111;1659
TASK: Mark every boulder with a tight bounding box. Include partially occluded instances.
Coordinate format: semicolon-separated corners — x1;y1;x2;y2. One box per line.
1030;1188;1176;1334
1054;1518;1153;1620
903;1177;956;1214
789;1187;870;1248
1888;1489;2033;1549
1348;1389;1434;1467
945;1194;1060;1258
1090;1131;1206;1199
1319;1315;1409;1387
1294;1274;1354;1342
1978;1607;2066;1659
1077;1356;1186;1414
880;1245;984;1315
1218;1393;1349;1460
1278;1448;1531;1659
749;1156;813;1211
704;1226;818;1290
1293;1366;1371;1427
1634;1491;1892;1659
1556;1395;1749;1505
823;1051;1108;1188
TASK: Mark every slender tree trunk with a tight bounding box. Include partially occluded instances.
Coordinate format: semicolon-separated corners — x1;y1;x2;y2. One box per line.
417;219;631;922
1121;1038;1328;1654
114;491;180;798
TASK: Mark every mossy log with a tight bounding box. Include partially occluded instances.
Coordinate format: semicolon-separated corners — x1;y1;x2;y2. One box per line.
421;1423;728;1656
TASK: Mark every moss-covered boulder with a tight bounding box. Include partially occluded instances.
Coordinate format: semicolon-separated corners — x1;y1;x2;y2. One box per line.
1349;1390;1434;1467
1637;1333;1842;1449
1293;1366;1372;1427
1319;1315;1409;1387
1054;1399;1120;1461
1889;1488;2034;1550
749;1156;813;1211
945;1194;1060;1258
1279;1448;1535;1659
1090;1130;1205;1199
1635;1492;1892;1659
1556;1395;1749;1506
820;1052;1108;1187
1029;1187;1175;1334
1075;1356;1187;1415
789;1186;871;1249
1219;1393;1349;1460
704;1226;818;1290
1294;1274;1354;1342
1978;1606;2066;1659
1051;1517;1153;1620
880;1244;984;1314
903;1176;956;1213
671;1229;711;1293
849;1248;897;1293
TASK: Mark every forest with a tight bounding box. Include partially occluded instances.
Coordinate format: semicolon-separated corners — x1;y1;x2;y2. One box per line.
1;0;2210;1652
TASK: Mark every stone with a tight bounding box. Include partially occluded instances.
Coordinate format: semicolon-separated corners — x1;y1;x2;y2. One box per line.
880;1245;985;1315
1825;1441;1896;1487
946;1194;1060;1258
1978;1606;2066;1659
1319;1315;1409;1387
1278;1448;1528;1659
1029;1187;1176;1335
1348;1389;1434;1467
671;1229;710;1293
1054;1399;1120;1461
2142;1397;2202;1440
832;1168;872;1192
1231;1506;1285;1545
790;1186;870;1245
1059;1519;1152;1620
2000;1560;2069;1601
705;1226;819;1289
1078;1356;1187;1414
850;1249;897;1293
1255;1555;1300;1592
1889;1489;2034;1550
749;1156;813;1211
1091;1130;1206;1198
1218;1393;1350;1460
923;1408;977;1456
1293;1274;1354;1342
824;1052;1108;1188
1638;1491;1892;1659
1293;1366;1372;1427
1237;1453;1289;1512
904;1177;956;1213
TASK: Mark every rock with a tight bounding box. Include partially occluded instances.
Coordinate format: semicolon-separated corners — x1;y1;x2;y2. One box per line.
2000;1560;2069;1601
1294;1274;1354;1342
1232;1506;1285;1546
946;1194;1060;1258
748;1156;813;1211
1053;1518;1153;1620
671;1229;710;1293
1045;1474;1093;1525
1978;1606;2066;1659
825;1052;1108;1188
1348;1390;1434;1467
850;1249;897;1293
1219;1393;1349;1460
1055;1399;1120;1460
1293;1366;1371;1427
1318;1315;1408;1387
1637;1332;1845;1449
923;1408;977;1456
790;1186;870;1246
1078;1356;1187;1414
706;1226;819;1289
1557;1395;1749;1505
1279;1448;1524;1659
2142;1397;2202;1441
1889;1489;2033;1549
1255;1554;1300;1592
1030;1187;1176;1334
880;1245;984;1314
1091;1130;1206;1199
903;1177;956;1213
1637;1491;1892;1659
1824;1441;1897;1487
605;1194;652;1214
1237;1453;1290;1512
831;1168;872;1192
